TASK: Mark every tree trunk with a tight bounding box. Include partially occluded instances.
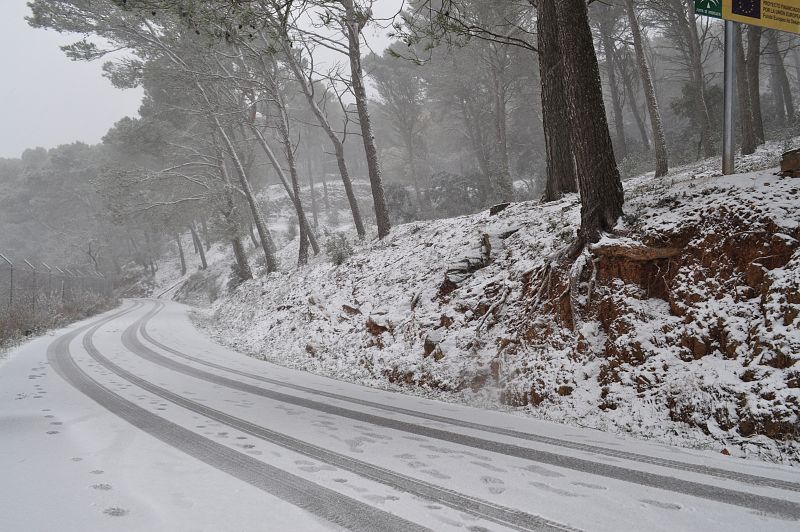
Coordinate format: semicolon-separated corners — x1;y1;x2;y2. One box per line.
190;228;199;254
231;236;252;282
539;0;577;202
617;47;651;150
746;26;765;144
215;153;252;281
768;30;795;123
269;84;317;265
279;38;366;239
460;97;495;200
307;158;319;228
555;0;625;243
687;5;715;157
189;222;207;270
406;135;424;213
144;231;158;273
200;218;211;250
248;223;258;248
214;122;278;273
175;233;187;276
250;123;320;256
736;26;758;156
322;170;331;213
600;12;627;161
127;232;148;273
489;56;515;202
624;0;668;177
793;40;800;85
343;2;391;238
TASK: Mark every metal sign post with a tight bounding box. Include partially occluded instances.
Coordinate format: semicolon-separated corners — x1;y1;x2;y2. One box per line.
723;20;736;176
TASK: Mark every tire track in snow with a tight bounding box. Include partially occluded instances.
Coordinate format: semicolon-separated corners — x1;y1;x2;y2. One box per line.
125;302;800;521
139;302;800;493
85;304;580;532
48;304;427;532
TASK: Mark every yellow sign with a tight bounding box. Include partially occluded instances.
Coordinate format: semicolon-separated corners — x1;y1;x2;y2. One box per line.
723;1;800;34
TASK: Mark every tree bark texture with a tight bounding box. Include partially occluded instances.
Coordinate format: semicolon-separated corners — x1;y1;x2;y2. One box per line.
746;26;765;143
343;0;392;238
538;0;577;202
736;25;758;156
555;0;625;243
624;0;669;177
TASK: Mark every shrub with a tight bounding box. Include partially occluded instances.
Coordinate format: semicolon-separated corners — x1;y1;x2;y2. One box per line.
325;232;353;266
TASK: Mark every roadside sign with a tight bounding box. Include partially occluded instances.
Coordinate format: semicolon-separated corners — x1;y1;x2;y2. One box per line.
695;0;723;19
723;1;800;34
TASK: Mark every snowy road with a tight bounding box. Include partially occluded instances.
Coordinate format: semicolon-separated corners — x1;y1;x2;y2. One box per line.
2;300;799;531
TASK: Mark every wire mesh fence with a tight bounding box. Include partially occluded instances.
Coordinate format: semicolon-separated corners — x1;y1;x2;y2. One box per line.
0;252;113;341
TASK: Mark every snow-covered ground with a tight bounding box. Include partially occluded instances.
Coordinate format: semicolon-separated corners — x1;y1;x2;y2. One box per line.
176;140;799;464
2;300;799;530
0;309;339;532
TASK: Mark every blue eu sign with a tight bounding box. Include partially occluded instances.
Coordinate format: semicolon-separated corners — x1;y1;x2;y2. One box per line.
732;0;761;19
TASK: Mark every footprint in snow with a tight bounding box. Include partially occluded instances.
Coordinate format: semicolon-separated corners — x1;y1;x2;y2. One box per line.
300;464;337;473
639;499;681;510
46;430;59;435
528;481;582;498
421;469;451;480
571;481;607;490
522;464;564;478
364;495;400;504
71;457;83;462
471;461;506;473
480;476;506;494
90;470;104;475
91;484;112;491
360;432;392;441
103;507;128;517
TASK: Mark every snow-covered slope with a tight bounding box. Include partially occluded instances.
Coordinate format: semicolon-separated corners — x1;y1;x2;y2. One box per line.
192;141;800;464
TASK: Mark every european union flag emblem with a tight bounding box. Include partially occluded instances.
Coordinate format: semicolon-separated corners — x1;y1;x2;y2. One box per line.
732;0;761;18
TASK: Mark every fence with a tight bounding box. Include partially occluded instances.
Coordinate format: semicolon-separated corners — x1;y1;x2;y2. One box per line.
0;252;112;318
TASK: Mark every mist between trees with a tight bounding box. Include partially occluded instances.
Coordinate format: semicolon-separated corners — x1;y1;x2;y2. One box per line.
0;0;798;288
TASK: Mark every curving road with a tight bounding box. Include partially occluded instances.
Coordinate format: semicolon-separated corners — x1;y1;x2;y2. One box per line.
1;300;799;531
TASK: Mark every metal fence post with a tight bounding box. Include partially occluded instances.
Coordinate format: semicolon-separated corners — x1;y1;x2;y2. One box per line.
55;267;65;304
24;259;36;314
41;262;53;300
0;253;12;310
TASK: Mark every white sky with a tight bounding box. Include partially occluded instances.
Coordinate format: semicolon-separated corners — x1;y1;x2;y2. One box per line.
0;1;143;159
0;1;402;160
